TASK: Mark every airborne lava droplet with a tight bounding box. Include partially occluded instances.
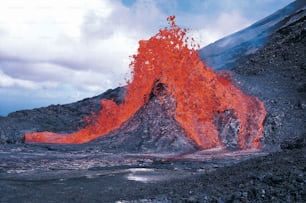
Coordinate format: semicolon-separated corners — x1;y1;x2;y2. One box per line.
25;16;266;149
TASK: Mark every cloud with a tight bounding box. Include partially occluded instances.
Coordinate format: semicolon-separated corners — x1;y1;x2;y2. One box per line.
0;69;58;89
0;0;294;115
0;1;130;93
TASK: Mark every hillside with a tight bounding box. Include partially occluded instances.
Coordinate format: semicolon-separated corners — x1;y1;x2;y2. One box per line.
199;0;306;70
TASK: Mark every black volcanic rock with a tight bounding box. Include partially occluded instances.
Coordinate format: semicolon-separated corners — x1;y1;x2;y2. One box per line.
214;110;240;149
91;93;198;154
231;4;306;149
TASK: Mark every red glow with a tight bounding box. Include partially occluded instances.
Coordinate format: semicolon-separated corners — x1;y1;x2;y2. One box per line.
25;16;266;149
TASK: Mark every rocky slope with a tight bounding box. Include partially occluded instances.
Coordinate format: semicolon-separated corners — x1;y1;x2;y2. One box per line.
91;93;198;154
232;1;306;150
199;0;306;70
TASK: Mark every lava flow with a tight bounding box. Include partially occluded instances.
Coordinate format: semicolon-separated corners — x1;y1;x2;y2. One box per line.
25;16;266;149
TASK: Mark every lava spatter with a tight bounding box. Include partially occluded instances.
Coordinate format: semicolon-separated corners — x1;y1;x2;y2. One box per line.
25;16;266;149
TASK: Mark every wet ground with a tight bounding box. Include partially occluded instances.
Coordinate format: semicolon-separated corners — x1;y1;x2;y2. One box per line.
0;143;271;202
0;142;304;202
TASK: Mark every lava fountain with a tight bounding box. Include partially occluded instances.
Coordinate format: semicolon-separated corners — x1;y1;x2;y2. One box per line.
25;16;266;149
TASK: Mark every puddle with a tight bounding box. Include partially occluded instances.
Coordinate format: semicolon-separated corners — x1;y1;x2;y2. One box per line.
125;168;155;183
125;168;169;183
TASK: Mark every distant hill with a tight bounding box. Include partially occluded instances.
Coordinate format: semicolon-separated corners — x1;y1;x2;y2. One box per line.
199;0;306;70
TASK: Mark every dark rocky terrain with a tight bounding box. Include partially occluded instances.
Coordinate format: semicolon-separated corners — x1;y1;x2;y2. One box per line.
92;94;198;154
0;1;305;202
233;5;306;150
0;87;125;144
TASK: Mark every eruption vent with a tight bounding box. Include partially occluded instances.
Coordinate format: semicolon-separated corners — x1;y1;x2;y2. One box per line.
25;16;266;149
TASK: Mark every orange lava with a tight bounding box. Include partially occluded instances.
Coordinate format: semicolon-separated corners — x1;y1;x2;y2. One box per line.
25;16;266;149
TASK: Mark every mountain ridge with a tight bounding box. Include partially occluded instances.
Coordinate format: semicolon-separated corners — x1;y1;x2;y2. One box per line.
199;0;305;70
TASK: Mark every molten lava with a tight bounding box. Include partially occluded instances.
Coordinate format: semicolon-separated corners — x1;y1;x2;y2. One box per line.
25;16;266;149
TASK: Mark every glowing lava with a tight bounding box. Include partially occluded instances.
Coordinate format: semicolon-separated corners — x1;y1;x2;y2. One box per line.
25;16;266;149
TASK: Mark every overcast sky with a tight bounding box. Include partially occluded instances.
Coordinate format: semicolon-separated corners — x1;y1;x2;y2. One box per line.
0;0;294;116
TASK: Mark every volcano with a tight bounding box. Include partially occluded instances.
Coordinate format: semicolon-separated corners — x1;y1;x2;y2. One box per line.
25;16;266;150
0;1;305;202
